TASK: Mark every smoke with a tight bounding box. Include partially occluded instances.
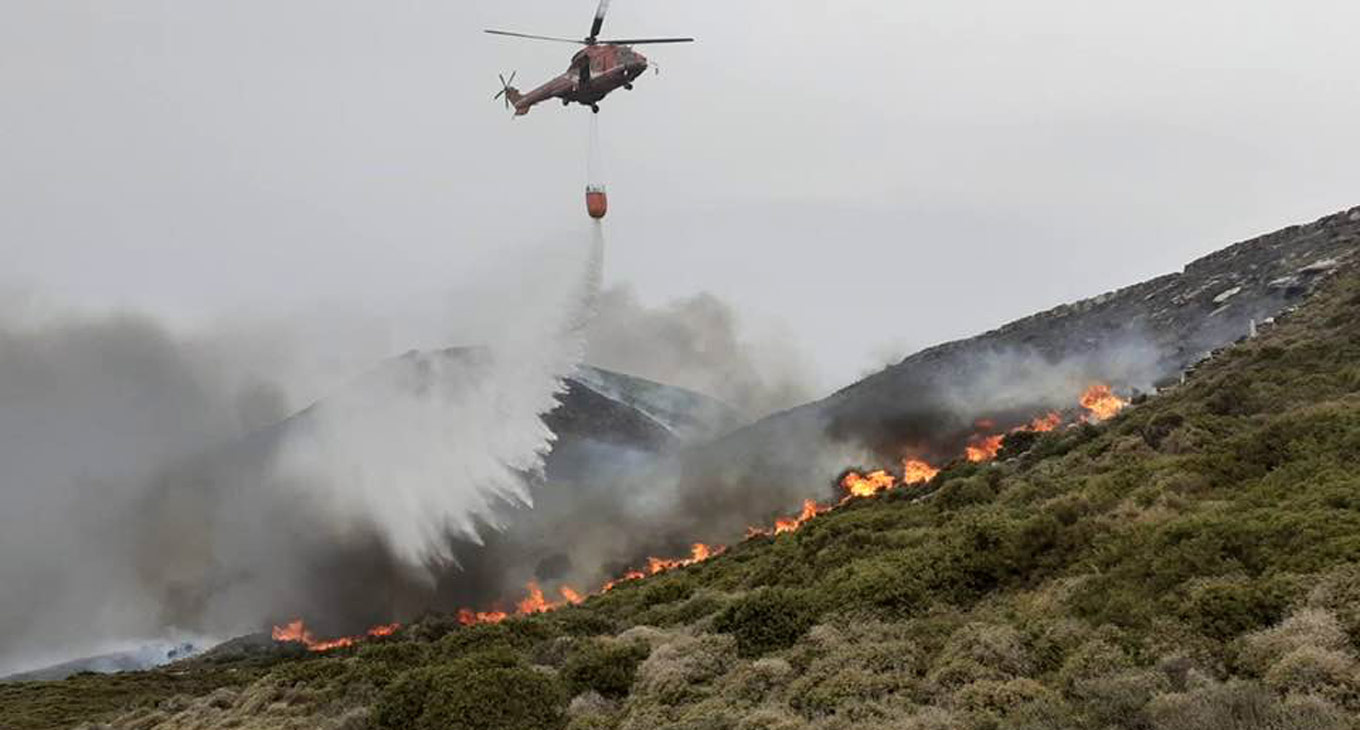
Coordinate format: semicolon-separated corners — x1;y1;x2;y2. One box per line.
584;285;814;419
0;309;261;673
269;226;604;566
0;228;603;675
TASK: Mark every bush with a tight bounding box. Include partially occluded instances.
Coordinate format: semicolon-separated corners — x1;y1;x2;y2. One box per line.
373;649;567;730
713;588;817;658
1182;579;1292;641
1147;679;1347;730
820;555;929;617
562;640;651;699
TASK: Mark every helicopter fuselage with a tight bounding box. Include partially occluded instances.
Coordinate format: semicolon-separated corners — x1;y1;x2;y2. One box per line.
509;44;649;115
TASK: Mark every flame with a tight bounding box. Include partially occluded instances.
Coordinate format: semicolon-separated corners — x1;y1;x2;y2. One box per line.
271;619;402;652
1026;412;1062;432
458;608;508;626
646;543;722;574
1080;384;1127;421
841;469;896;498
900;458;939;484
340;386;1129;635
516;582;553;615
602;570;647;593
965;434;1004;462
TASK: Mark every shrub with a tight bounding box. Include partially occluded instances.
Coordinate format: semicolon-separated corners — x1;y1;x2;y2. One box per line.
1262;646;1359;700
929;623;1032;688
714;589;817;658
373;649;567;730
1182;579;1293;641
1236;608;1349;675
630;634;737;706
820;555;929;617
1146;679;1347;730
562;640;651;699
1143;412;1186;449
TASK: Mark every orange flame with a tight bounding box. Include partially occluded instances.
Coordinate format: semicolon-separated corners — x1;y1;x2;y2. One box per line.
1026;412;1063;432
965;434;1005;462
271;619;401;652
841;469;896;498
1080;384;1127;421
900;458;939;484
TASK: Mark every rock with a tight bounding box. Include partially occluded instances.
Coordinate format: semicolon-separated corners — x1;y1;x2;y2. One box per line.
1299;258;1341;276
1213;286;1242;304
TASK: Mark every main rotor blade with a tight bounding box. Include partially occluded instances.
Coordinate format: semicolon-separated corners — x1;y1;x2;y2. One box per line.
601;38;695;45
484;30;584;44
589;0;612;41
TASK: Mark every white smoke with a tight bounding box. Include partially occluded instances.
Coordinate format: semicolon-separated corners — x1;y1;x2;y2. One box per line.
268;225;605;566
0;226;606;674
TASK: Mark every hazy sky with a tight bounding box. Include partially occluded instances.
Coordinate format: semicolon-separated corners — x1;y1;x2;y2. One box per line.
4;0;1360;392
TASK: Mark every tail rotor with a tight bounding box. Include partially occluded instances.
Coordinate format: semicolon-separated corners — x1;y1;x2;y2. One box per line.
493;71;518;109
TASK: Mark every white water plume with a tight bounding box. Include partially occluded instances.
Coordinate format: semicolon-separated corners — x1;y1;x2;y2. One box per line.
270;227;605;568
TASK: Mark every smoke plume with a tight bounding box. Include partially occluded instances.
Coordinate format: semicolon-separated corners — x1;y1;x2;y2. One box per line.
584;285;814;419
0;228;602;675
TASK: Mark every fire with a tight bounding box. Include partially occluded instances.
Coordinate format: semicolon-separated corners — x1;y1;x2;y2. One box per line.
602;570;647;593
288;383;1136;639
271;619;402;652
965;434;1004;462
646;543;722;574
1080;384;1127;421
901;458;939;484
458;608;508;626
841;469;896;498
1027;412;1063;432
517;582;553;615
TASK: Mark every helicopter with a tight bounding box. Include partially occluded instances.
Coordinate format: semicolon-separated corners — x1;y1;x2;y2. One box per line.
487;0;693;116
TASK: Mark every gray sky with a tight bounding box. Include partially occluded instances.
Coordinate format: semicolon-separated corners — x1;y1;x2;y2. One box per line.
4;0;1360;392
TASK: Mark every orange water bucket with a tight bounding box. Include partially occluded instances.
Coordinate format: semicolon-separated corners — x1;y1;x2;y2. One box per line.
585;185;608;219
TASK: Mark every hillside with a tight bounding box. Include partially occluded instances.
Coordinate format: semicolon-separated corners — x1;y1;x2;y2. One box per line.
658;207;1360;549
6;230;1360;728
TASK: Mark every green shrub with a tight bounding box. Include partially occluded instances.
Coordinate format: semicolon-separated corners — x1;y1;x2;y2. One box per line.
714;588;817;658
374;649;567;730
1182;579;1293;641
562;640;650;699
821;556;929;617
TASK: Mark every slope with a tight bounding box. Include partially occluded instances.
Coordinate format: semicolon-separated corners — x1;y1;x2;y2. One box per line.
9;229;1358;730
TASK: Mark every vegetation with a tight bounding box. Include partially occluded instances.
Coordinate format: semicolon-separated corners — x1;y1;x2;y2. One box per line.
6;262;1360;729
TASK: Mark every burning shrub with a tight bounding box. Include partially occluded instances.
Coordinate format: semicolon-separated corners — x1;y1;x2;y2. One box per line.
373;648;567;730
562;639;651;699
713;588;818;658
